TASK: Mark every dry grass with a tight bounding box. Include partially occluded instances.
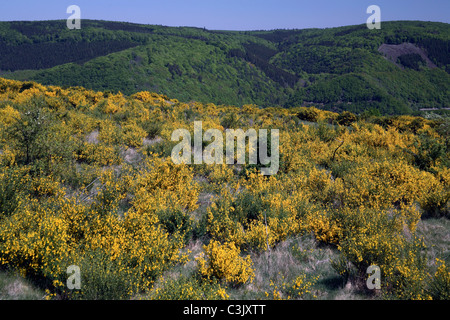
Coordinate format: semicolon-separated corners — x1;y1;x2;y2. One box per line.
416;217;450;268
0;271;43;300
224;233;365;300
136;217;450;300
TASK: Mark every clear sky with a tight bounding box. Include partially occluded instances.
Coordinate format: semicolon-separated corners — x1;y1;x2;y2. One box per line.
0;0;448;30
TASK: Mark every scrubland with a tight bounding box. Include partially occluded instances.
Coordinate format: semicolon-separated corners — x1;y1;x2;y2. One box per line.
0;78;448;300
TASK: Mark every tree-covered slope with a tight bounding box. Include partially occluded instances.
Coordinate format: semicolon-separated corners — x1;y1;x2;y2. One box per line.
0;20;448;114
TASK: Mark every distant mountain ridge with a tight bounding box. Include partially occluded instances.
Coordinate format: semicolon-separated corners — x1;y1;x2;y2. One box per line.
0;19;448;115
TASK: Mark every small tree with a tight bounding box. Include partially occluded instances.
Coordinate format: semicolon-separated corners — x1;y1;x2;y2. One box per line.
7;107;49;165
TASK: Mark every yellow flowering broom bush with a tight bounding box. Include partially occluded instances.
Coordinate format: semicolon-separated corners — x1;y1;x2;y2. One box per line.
196;240;254;285
265;273;319;300
121;120;147;148
131;155;200;213
148;275;229;300
429;259;450;300
0;78;449;300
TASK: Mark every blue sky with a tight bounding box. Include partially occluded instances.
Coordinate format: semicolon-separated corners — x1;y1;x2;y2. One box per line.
0;0;448;30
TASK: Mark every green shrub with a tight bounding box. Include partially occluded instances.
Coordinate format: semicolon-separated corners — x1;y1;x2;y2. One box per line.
429;259;450;300
419;187;449;218
220;112;240;129
72;248;141;300
149;275;228;300
413;134;446;172
0;166;28;218
297;108;319;122
141;120;163;139
157;207;193;243
232;191;267;227
316;121;339;143
335;111;357;126
6;107;50;165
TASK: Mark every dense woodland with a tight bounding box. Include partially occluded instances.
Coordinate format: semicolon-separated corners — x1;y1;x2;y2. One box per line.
0;20;448;115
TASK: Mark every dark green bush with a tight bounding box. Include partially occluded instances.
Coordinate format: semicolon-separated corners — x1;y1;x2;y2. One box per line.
413;134;446;172
232;191;267;228
297;108;319;123
149;274;228;300
140;120;163;139
0;166;28;218
335;111;357;126
72;248;141;300
157;207;192;243
316;121;339;143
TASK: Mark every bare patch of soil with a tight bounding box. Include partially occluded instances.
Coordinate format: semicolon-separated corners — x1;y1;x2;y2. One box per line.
378;42;437;69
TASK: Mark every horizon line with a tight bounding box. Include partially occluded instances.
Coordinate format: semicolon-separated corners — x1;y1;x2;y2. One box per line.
0;18;448;32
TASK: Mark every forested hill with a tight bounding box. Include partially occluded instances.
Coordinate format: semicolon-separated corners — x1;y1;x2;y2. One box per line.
0;20;449;115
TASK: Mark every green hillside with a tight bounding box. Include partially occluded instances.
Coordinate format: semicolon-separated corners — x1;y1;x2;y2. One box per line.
0;20;449;114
